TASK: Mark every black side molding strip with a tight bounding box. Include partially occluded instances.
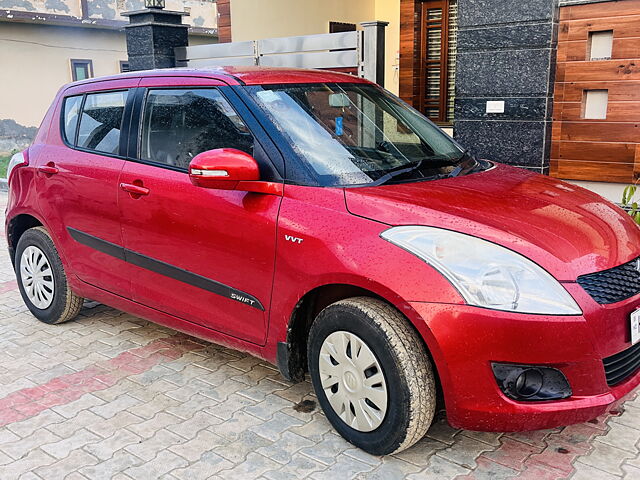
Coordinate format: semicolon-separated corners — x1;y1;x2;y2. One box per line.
67;227;264;311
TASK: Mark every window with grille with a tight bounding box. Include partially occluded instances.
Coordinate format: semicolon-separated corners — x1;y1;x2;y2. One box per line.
419;0;457;124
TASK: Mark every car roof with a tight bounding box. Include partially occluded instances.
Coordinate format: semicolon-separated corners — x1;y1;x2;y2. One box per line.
67;66;371;88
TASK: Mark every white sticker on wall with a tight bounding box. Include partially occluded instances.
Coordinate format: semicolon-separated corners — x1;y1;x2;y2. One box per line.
486;101;505;114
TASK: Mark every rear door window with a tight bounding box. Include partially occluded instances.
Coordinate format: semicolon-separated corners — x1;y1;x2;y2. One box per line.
77;91;128;155
140;88;254;169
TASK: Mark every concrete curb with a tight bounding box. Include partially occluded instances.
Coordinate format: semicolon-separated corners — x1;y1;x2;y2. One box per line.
0;178;7;192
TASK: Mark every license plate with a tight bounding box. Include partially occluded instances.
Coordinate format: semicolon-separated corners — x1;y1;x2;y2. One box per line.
632;309;640;345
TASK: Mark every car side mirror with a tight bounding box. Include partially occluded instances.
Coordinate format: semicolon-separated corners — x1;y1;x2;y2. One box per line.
189;148;260;190
188;148;283;195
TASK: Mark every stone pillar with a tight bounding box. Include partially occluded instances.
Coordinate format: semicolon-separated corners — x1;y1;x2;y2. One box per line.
453;0;560;174
360;21;389;88
122;8;190;71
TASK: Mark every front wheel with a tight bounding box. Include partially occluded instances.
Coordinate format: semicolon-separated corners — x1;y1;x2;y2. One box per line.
308;297;436;455
15;227;84;324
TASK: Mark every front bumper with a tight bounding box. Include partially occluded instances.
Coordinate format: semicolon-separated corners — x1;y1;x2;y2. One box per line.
409;283;640;431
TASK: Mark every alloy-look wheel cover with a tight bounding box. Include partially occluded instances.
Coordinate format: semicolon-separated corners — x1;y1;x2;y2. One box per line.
318;330;388;432
20;245;55;310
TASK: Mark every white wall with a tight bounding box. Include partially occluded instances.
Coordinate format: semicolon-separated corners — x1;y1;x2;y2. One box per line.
0;23;127;127
567;180;626;204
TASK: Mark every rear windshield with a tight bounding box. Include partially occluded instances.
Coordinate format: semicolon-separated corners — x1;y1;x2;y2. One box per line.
246;83;481;187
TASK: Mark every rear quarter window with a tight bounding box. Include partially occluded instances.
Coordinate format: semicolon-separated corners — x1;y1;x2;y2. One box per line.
62;95;83;145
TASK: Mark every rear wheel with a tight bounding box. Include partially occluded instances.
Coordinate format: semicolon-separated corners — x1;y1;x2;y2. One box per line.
15;227;83;324
308;297;436;455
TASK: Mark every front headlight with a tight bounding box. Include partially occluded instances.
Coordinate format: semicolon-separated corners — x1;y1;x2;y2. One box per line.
381;226;581;315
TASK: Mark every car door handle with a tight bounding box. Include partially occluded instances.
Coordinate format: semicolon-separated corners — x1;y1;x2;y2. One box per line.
120;183;150;196
38;165;59;175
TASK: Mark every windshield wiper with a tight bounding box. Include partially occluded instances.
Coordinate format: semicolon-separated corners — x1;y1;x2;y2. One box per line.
373;150;477;186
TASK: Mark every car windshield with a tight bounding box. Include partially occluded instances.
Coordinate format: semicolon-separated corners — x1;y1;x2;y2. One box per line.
247;82;483;187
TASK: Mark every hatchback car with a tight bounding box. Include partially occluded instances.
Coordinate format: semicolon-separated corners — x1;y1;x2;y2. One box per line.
5;67;640;455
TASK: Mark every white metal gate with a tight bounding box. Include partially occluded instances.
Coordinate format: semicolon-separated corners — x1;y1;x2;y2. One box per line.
175;21;388;86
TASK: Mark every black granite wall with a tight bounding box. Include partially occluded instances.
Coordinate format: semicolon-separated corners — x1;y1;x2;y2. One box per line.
453;0;560;173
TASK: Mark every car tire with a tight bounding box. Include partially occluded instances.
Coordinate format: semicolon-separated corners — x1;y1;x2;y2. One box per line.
308;297;436;455
15;226;84;324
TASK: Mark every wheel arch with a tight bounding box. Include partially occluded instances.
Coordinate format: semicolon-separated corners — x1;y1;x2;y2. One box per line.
6;214;43;266
278;283;444;408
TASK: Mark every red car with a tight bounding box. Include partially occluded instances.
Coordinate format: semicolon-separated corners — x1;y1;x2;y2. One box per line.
5;67;640;455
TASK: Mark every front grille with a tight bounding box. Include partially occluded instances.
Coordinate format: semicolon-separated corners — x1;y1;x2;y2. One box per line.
577;257;640;304
603;342;640;386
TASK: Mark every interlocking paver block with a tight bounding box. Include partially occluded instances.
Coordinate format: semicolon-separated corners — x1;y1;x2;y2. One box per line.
124;428;185;462
204;377;248;402
289;415;333;442
612;404;640;430
208;392;257;421
480;437;543;470
127;393;182;420
214;410;263;441
216;431;272;463
80;451;143;478
168;428;226;462
406;455;471;480
299;433;353;466
34;449;99;478
0;427;20;444
425;415;461;445
52;393;105;419
310;453;373;480
596;421;640;453
90;394;140;419
167;411;223;440
0;427;61;459
127;412;182;439
171;451;234;480
244;394;294;421
263;452;328;480
83;429;142;461
45;410;104;438
436;434;494;469
41;427;101;459
85;411;144;438
0;449;56;478
256;431;315;464
455;456;519;480
250;411;306;441
123;449;188;478
359;457;422;480
575;440;635;476
216;451;281;480
570;461;620;480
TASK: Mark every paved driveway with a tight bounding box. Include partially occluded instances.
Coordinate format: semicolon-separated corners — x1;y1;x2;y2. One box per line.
0;192;638;479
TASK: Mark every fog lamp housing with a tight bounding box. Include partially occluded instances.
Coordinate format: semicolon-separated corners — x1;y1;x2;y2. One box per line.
492;363;572;401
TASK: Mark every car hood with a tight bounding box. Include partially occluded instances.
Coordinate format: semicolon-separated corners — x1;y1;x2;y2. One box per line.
345;163;640;281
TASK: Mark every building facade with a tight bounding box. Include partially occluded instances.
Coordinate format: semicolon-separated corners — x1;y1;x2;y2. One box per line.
0;0;218;152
